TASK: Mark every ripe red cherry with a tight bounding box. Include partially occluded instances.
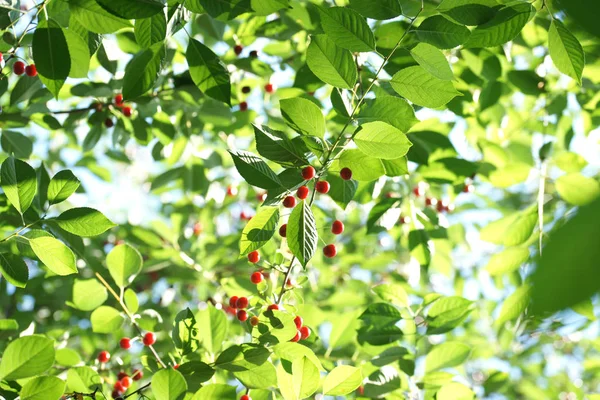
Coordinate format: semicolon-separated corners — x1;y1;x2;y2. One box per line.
300;326;311;340
234;44;243;55
294;316;303;329
104;118;114;128
286;278;293;287
413;186;425;197
463;183;474;193
241;86;251;94
226;185;237;197
122;106;132;117
249;50;258;58
358;386;365;395
265;83;274;93
119;337;131;350
302;166;315;180
315;180;330;194
248;251;260;264
114;381;125;393
241;395;251;400
143;332;156;346
173;364;179;369
297;186;309;200
323;244;337;258
98;350;110;363
290;331;300;342
25;64;37;77
283;196;296;208
120;376;132;388
399;216;411;225
237;309;248;322
236;297;249;309
279;224;287;237
132;369;143;381
0;52;3;62
250;271;263;284
267;304;279;311
240;101;248;111
257;192;267;202
437;199;449;213
13;61;25;75
117;372;128;380
115;94;124;105
250;316;260;326
229;296;239;308
193;222;202;236
340;167;352;180
331;220;344;235
425;197;437;207
112;389;122;399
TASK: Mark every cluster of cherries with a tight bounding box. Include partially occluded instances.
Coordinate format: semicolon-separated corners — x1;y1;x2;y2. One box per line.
1;52;38;77
233;44;258;58
239;82;274;111
104;94;133;128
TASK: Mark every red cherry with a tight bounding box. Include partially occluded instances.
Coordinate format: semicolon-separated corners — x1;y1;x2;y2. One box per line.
437;199;449;213
104;118;114;128
225;305;237;316
98;350;110;363
340;167;352;180
323;244;337;258
193;222;202;236
241;395;252;400
399;216;411;225
413;186;425;197
296;186;309;200
25;64;37;77
173;364;179;369
265;83;274;93
446;203;455;213
256;192;267;202
0;52;3;62
119;338;131;350
290;331;300;342
249;50;258;58
267;304;279;311
299;326;311;340
142;332;156;346
236;297;249;309
122;106;132;117
240;101;248;111
114;381;125;393
286;278;293;287
229;296;239;308
283;196;296;208
241;86;251;94
463;184;474;193
227;185;237;197
250;316;260;326
234;45;243;55
279;224;287;237
237;309;248;322
132;369;143;381
425;197;437;207
117;372;128;381
13;61;25;75
115;94;124;105
120;376;132;388
294;316;303;329
331;220;344;235
315;180;330;194
111;389;122;399
301;166;315;180
358;386;365;395
248;251;260;264
250;271;263;284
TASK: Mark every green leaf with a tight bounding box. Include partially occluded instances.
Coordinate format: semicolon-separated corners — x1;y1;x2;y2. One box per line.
30;237;77;276
531;197;600;314
191;384;236;400
358;96;418;133
20;376;65;400
278;356;320;400
415;15;471;49
233;361;277;389
0;335;55;380
251;0;289;15
354;121;412;160
215;344;270;371
382;157;409;177
323;365;362;396
72;279;108;311
437;382;475;400
366;197;398;234
152;368;187;400
177;361;215;391
47;170;81;205
280;97;325;137
187;39;231;105
425;342;471;373
90;305;124;333
464;3;533;48
32;19;70;86
66;366;100;393
106;243;143;287
196;304;228;354
55;348;81;366
69;0;131;34
497;285;530;325
287;200;318;268
327;174;357;210
1;156;37;214
318;6;375;52
426;296;474;335
339;149;385;181
306;34;357;89
349;0;402;20
240;206;279;255
135;12;167;49
486;247;530;276
410;43;454;81
124;288;139;313
555;173;600;206
372;283;410;308
1;131;33;159
123;42;165;100
228;150;282;189
409;229;432;266
173;308;199;356
480;209;537;246
273;342;324;371
549;20;584;84
54;207;115;237
438;0;497;26
254;125;309;168
64;27;90;78
554;152;587;173
0;253;28;288
97;0;164;19
390;66;461;108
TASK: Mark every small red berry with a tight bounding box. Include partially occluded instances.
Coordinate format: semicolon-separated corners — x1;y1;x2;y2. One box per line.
340;167;352;180
331;220;344;235
111;389;122;399
114;381;125;393
290;331;300;342
249;50;258;58
399;216;411;225
0;52;3;62
119;338;131;350
193;222;202;236
240;101;248;111
437;199;449;213
297;185;309;200
446;203;455;213
250;271;263;284
279;224;287;237
241;395;251;400
265;83;274;93
242;86;251;94
315;180;330;194
173;364;179;369
117;372;128;380
13;61;25;75
132;369;143;381
300;326;311;340
227;185;237;197
286;278;293;287
257;192;267;202
122;106;132;117
120;376;132;388
142;332;156;346
104;118;114;128
283;196;296;208
225;305;237;316
358;386;365;395
425;197;437;207
294;316;303;329
237;309;248;322
98;351;110;363
413;186;425;197
302;166;315;180
250;316;260;326
25;64;37;77
229;296;239;308
463;184;474;193
323;244;337;258
236;297;249;309
267;304;279;311
234;45;243;55
248;251;260;264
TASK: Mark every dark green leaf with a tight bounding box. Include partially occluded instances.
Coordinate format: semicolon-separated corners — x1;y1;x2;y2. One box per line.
123;42;165;100
306;34;357;89
415;15;470;49
318;6;375;52
287;200;317;267
228;150;282;189
47;170;81;205
187;39;231;105
97;0;164;19
0;253;28;288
